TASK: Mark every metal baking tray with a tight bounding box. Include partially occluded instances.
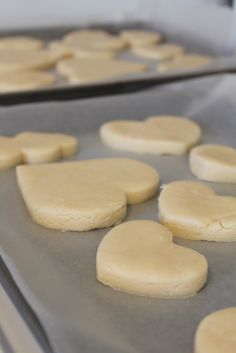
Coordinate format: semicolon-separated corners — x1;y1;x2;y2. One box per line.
1;23;236;105
0;73;236;353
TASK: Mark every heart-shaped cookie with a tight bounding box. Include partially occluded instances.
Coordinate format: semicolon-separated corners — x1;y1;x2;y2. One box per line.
0;132;78;169
0;70;55;92
158;181;236;241
100;115;201;155
17;159;159;231
57;58;147;84
96;220;208;298
194;307;236;353
190;144;236;183
0;36;43;51
0;49;59;72
132;43;185;61
157;54;212;73
120;30;162;47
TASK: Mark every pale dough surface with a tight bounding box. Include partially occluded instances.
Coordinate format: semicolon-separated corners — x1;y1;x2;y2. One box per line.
100;115;201;155
57;58;147;84
96;220;208;298
0;49;60;72
16;159;159;231
120;30;162;47
0;132;78;169
190;144;236;183
0;70;54;92
159;181;236;241
132;43;184;60
157;54;212;73
0;36;43;50
195;307;236;353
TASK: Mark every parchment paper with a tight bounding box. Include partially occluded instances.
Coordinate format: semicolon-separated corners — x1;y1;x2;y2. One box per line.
0;73;236;353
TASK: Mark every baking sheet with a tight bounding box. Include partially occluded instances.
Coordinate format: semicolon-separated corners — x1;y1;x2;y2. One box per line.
1;23;236;105
1;73;236;353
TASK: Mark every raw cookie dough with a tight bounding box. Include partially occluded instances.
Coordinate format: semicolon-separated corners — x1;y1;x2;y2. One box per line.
57;58;147;84
159;181;236;241
132;43;184;60
100;115;201;155
120;30;162;47
0;132;78;169
157;54;212;73
0;70;54;92
194;307;236;353
17;159;159;231
96;220;208;298
190;144;236;183
0;36;43;50
0;49;60;72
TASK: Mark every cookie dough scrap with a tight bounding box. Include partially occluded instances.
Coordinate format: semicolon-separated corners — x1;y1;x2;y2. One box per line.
97;220;208;298
16;159;159;231
0;49;61;72
0;132;78;169
0;36;43;50
132;43;184;60
157;54;212;73
0;70;54;92
57;58;147;84
100;115;201;155
190;144;236;183
120;30;162;47
194;307;236;353
159;181;236;241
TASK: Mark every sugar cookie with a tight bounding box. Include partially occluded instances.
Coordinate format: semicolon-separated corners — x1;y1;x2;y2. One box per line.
97;220;208;297
63;29;109;46
0;132;78;169
194;307;236;353
84;35;127;51
0;137;22;170
133;43;184;60
50;40;116;59
0;70;54;92
120;30;162;47
159;181;236;241
48;41;76;58
100;116;201;155
57;58;147;84
0;36;43;50
17;159;159;231
158;54;212;73
190;144;236;183
0;49;60;72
